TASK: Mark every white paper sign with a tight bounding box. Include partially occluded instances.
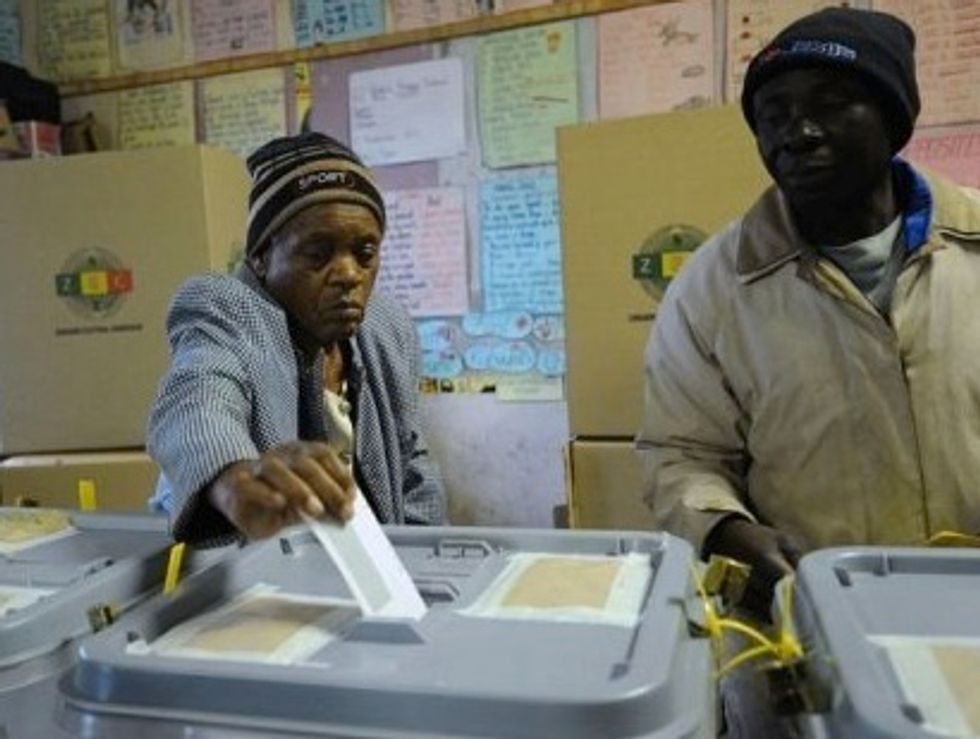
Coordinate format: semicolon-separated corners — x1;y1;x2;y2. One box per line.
350;57;466;166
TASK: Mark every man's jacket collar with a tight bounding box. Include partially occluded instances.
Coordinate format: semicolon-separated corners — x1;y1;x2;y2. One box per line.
734;158;961;284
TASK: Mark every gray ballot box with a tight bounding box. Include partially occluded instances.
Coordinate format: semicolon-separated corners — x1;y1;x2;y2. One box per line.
0;509;176;739
784;547;980;739
59;526;715;738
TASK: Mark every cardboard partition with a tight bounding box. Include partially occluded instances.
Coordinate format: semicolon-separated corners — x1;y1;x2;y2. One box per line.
0;451;160;511
0;146;249;454
566;438;657;532
558;105;770;437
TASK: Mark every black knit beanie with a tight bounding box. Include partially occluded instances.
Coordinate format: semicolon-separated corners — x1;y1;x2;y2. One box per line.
245;132;386;258
741;7;920;152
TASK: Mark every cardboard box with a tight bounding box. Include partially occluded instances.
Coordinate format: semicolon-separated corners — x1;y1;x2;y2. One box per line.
558;105;771;437
0;146;249;454
566;438;656;531
0;451;160;510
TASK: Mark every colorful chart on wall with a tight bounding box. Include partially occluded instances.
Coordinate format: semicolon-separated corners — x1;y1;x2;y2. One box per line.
294;0;384;46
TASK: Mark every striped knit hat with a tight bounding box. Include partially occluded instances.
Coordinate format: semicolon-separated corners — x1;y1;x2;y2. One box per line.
245;132;386;257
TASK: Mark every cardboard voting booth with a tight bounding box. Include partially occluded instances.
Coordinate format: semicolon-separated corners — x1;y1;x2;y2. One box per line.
558;104;770;438
0;146;249;454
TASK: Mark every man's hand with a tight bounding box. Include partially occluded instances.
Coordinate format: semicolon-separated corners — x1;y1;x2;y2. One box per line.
705;517;804;621
207;441;355;540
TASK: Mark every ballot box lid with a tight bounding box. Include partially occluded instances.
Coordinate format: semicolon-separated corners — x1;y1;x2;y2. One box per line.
0;508;173;665
61;526;715;739
790;547;980;739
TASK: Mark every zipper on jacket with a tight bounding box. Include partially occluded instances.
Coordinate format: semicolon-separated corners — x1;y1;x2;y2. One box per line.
889;268;932;540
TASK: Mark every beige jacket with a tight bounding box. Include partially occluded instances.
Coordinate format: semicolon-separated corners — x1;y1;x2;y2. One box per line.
638;170;980;554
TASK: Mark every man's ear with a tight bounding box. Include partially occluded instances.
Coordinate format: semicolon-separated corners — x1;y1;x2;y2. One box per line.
249;248;267;279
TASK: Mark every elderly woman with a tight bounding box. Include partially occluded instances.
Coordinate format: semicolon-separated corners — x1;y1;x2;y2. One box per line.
147;132;445;545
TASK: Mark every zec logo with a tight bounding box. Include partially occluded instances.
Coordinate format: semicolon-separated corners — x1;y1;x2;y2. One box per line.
632;225;707;302
54;248;133;319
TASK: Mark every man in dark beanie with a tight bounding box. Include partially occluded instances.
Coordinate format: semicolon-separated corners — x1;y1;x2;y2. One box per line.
640;8;980;732
148;132;445;544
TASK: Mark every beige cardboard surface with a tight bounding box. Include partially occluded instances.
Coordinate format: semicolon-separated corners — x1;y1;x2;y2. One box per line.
138;587;360;664
0;146;249;454
567;439;656;531
501;557;622;609
183;598;338;654
0;509;72;543
932;645;980;734
558;105;770;437
0;451;159;510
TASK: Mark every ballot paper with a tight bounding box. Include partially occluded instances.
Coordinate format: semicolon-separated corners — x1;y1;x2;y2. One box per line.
299;490;426;620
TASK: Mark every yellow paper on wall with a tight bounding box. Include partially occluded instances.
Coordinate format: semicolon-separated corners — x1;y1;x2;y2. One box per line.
119;81;196;150
37;0;113;81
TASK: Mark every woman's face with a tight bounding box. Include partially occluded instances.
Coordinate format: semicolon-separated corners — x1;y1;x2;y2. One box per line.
255;201;382;348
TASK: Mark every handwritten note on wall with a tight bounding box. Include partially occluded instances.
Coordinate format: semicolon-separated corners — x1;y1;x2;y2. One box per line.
350;58;466;166
598;0;715;119
114;0;185;70
874;0;980;126
37;0;113;81
478;21;579;168
0;0;21;66
119;81;196;150
480;175;562;314
725;0;847;102
390;0;479;31
192;0;276;62
905;127;980;188
202;69;287;158
294;0;384;46
378;187;469;317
